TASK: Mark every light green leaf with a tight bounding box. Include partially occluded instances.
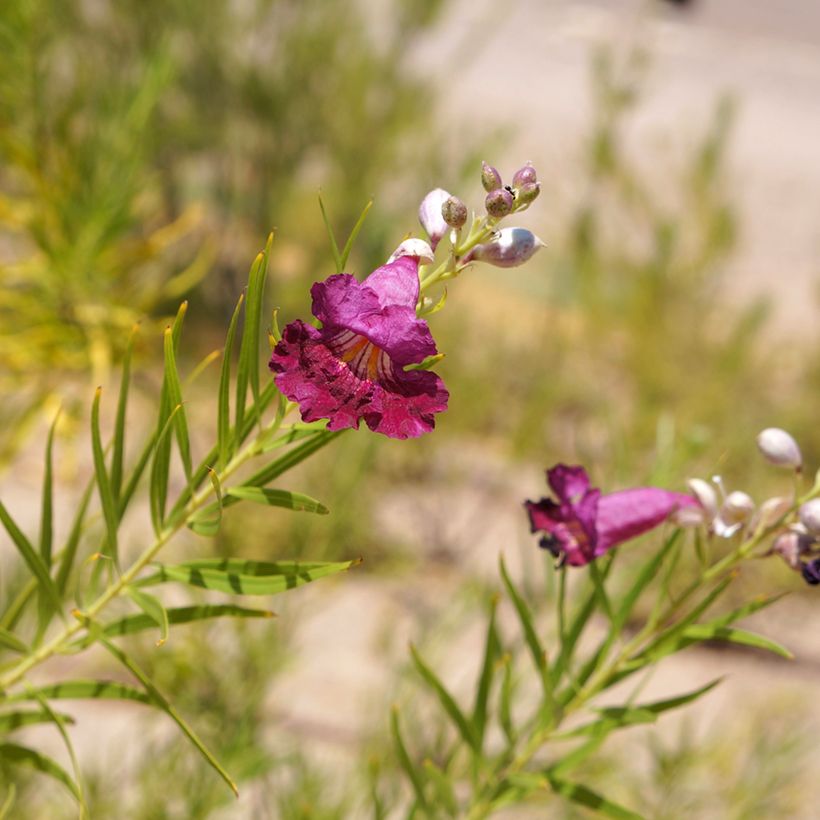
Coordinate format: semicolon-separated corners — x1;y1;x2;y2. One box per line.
390;707;429;812
0;743;81;801
5;680;152;705
317;192;343;273
56;480;94;597
678;625;793;659
91;387;119;566
339;199;373;270
187;469;223;537
225;487;329;514
546;775;644;820
163;326;193;483
0;710;75;732
137;558;361;596
472;595;500;749
410;644;478;752
218;292;244;471
126;587;169;646
0;628;28;655
111;325;137;500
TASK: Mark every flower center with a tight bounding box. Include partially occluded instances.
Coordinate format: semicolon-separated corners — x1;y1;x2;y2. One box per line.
327;330;389;382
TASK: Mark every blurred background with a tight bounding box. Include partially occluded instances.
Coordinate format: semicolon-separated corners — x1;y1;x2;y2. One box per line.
2;0;820;816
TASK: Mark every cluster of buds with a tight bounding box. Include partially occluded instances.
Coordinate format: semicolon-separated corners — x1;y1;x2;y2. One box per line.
416;161;546;276
683;427;820;586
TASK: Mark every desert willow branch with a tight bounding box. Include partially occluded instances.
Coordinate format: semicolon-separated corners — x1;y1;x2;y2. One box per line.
0;413;281;692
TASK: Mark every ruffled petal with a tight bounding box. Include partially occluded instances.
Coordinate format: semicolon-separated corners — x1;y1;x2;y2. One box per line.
546;464;591;504
362;255;421;310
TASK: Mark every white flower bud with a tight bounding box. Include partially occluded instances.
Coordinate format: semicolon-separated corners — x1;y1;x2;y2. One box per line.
687;478;718;518
418;189;451;250
756;428;802;469
721;491;755;525
387;238;435;265
467;228;545;268
754;496;792;530
799;499;820;536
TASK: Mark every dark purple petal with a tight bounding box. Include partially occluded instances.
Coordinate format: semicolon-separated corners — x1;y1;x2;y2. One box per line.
595;489;697;554
363;256;421;310
525;488;600;567
546;465;591;504
801;559;820;586
311;272;436;364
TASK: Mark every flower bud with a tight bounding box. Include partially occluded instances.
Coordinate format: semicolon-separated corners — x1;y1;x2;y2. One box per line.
687;478;717;518
441;195;467;229
515;182;540;208
512;162;537;188
485;188;514;218
754;496;792;530
467;228;545;268
799;499;820;536
771;532;803;569
418;188;451;250
801;558;820;586
756;428;802;469
387;238;435;265
481;161;502;192
721;491;755;525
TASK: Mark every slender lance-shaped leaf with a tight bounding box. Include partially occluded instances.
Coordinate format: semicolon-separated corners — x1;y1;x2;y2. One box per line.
677;625;793;659
137;558;361;596
422;759;459;816
339;199;373;269
56;480;94;597
318;192;344;273
91;387;119;566
225;487;329;514
0;628;28;655
126;587;169;646
0;501;62;617
0;784;14;820
149;405;183;535
218;292;244;471
4;680;152;705
0;743;81;801
472;595;501;749
499;557;553;706
0;710;76;732
390;707;429;813
40;411;59;567
111;325;137;500
163;326;193;483
546;776;644;820
187;469;223;537
410;644;478;752
70;604;273;648
97;635;238;796
499;655;516;745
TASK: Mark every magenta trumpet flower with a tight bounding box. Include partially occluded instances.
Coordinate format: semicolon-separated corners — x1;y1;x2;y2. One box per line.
525;464;698;567
269;250;448;439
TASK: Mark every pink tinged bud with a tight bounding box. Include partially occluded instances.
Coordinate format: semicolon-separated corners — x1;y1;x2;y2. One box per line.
799;499;820;536
512;162;538;188
469;228;545;268
515;182;540;208
485;188;514;218
481;161;502;193
771;532;804;569
754;496;792;530
756;428;802;470
418;188;452;250
687;478;718;518
441;195;467;229
387;238;435;265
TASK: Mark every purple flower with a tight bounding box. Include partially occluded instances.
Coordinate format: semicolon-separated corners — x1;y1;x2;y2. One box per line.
801;558;820;586
269;253;448;439
525;464;698;567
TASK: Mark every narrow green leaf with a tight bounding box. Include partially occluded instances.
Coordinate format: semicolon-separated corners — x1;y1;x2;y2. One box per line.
0;501;62;617
72;604;273;646
91;387;119;565
0;784;15;820
339;199;373;269
149;405;183;534
422;759;458;816
39;411;59;567
547;776;644;820
56;480;94;596
98;635;238;797
499;655;516;745
0;579;38;633
390;707;429;812
701;592;788;631
187;469;223;537
163;327;193;483
317;192;343;273
553;580;600;688
257;420;330;453
405;352;445;372
0;628;28;655
138;558;361;596
613;530;681;632
0;710;75;732
588;561;613;624
499;557;553;705
678;625;793;659
225;486;329;514
472;595;500;748
218;292;244;471
118;429;157;519
410;644;477;752
0;743;81;801
126;587;169;646
111;325;137;500
5;680;152;705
